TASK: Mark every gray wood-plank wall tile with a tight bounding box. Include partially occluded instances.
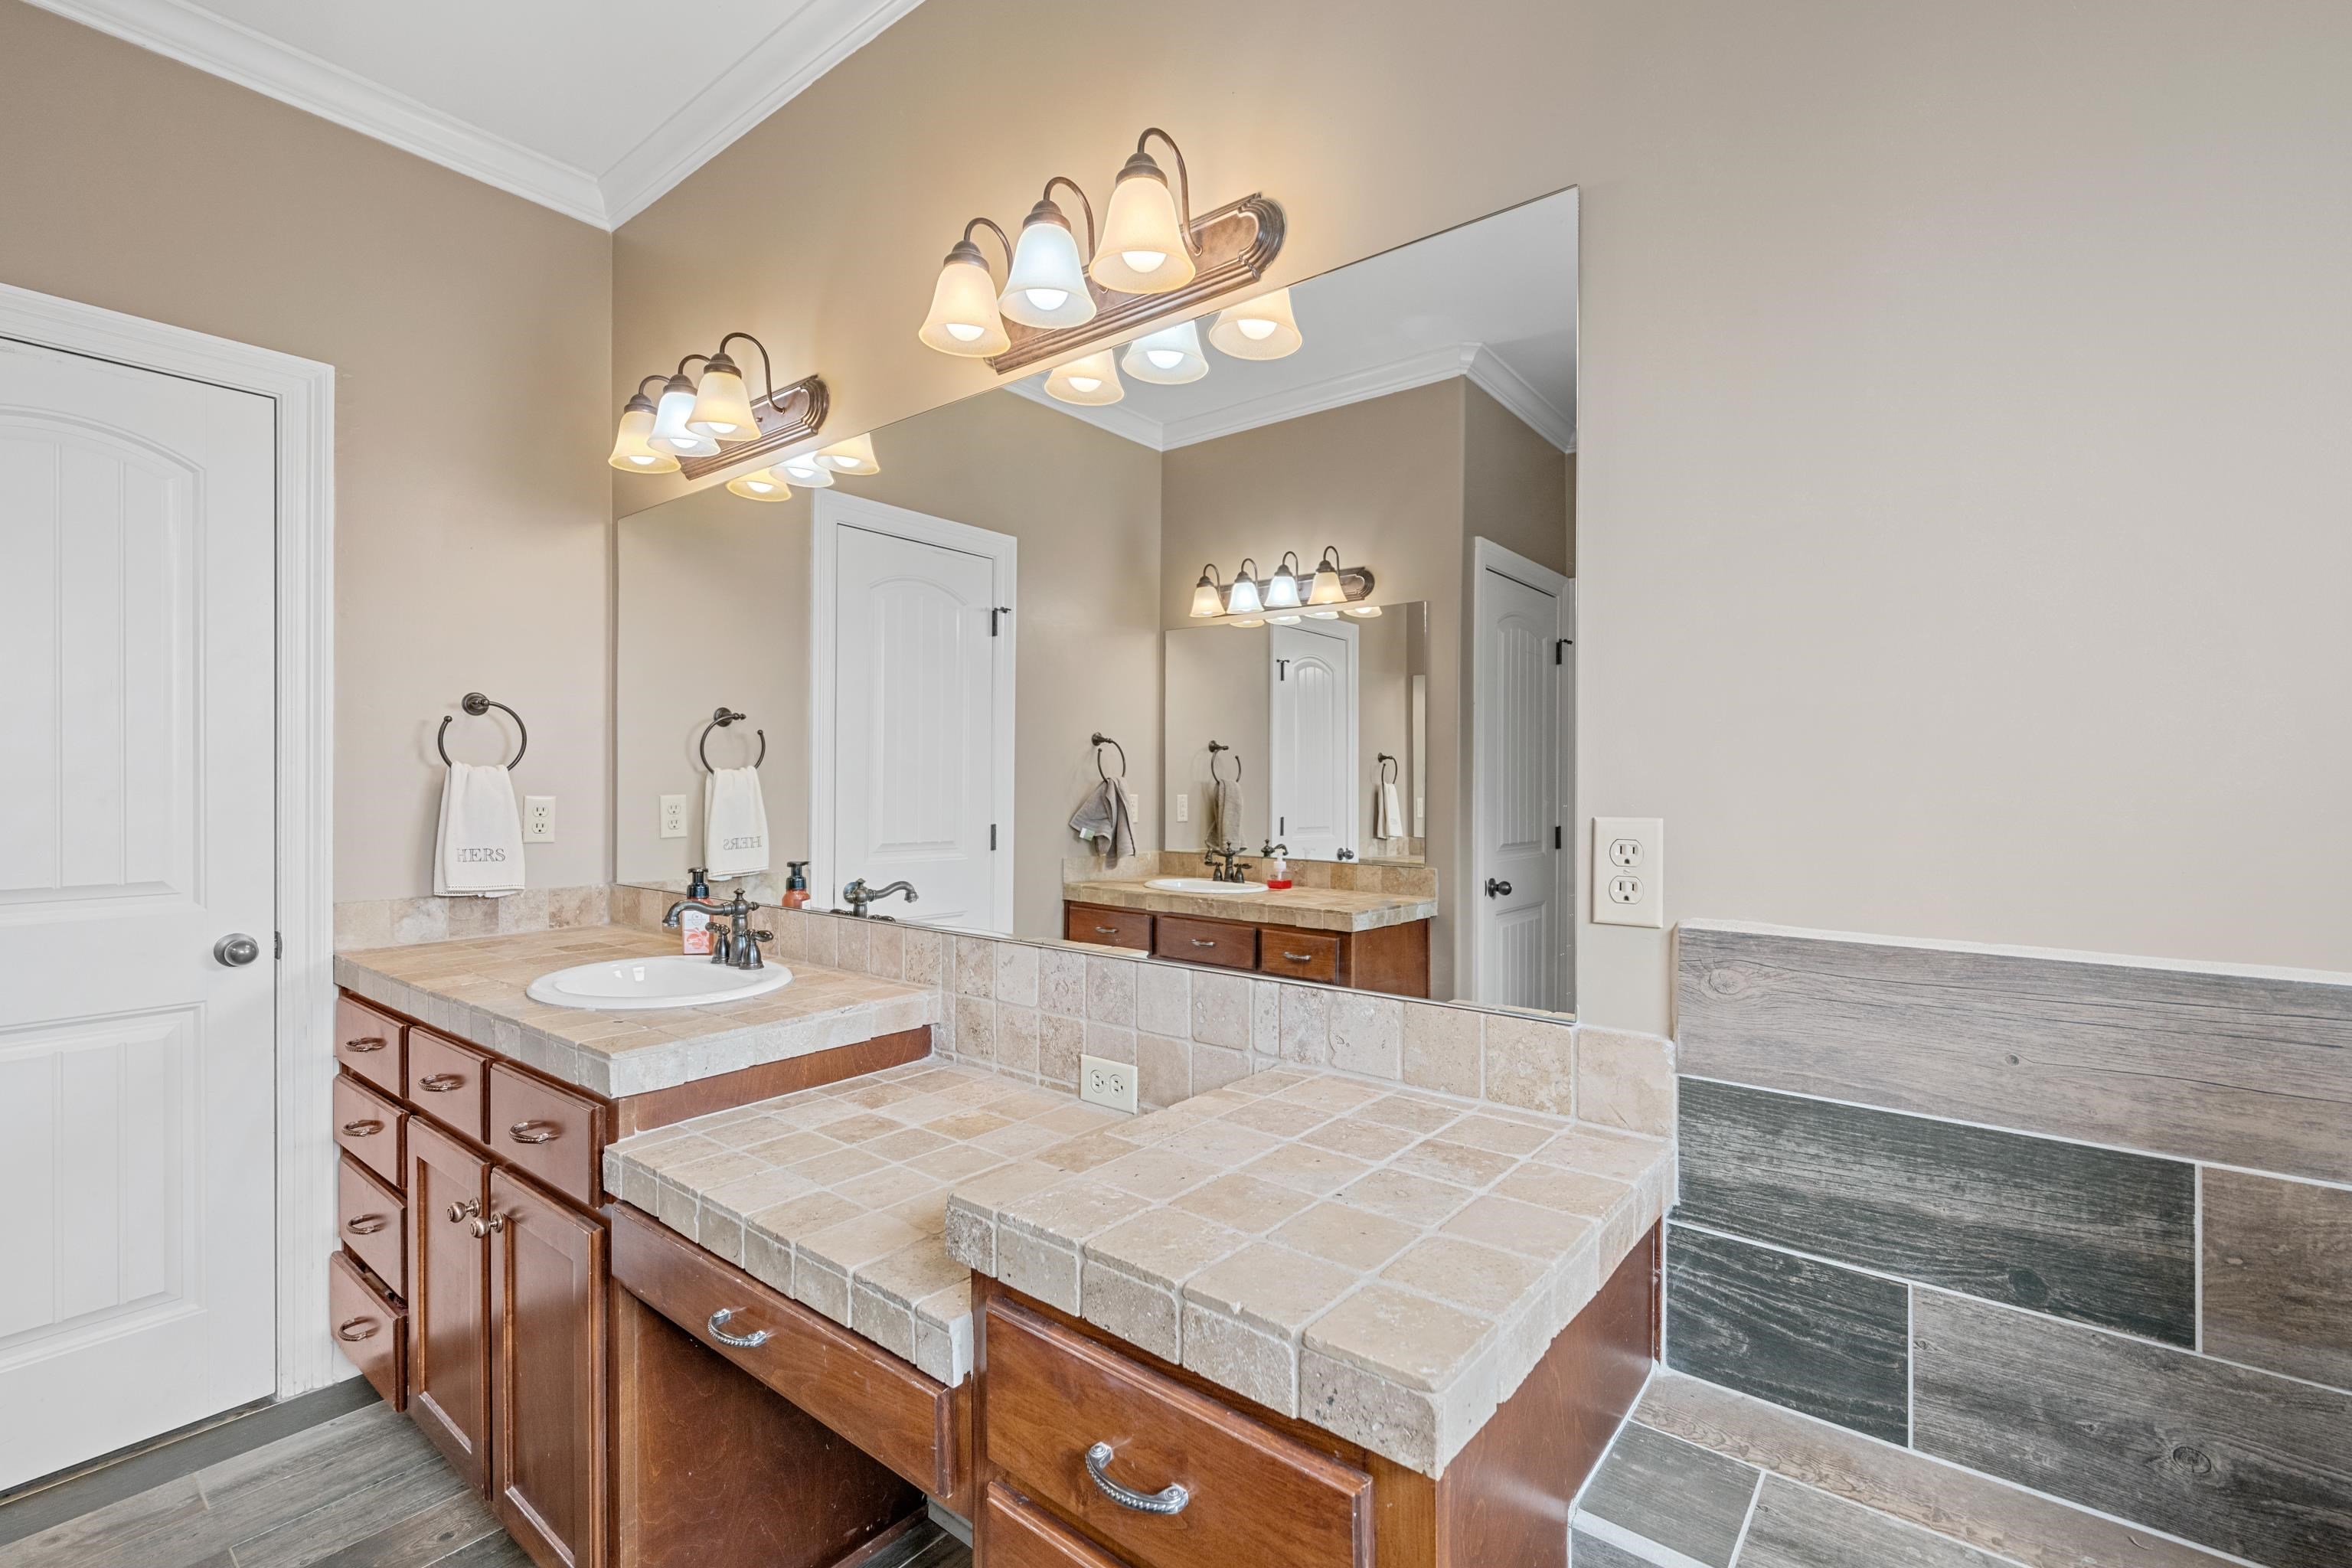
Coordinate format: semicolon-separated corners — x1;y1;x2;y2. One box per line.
1678;1077;2197;1343
2200;1168;2352;1391
1574;1423;1761;1568
1736;1475;2020;1568
1675;924;2352;1184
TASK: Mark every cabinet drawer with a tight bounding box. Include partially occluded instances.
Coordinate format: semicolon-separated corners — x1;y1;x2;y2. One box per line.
409;1027;489;1144
1257;928;1341;983
983;1483;1132;1568
1153;915;1257;971
982;1296;1372;1568
338;1154;406;1296
334;1073;407;1187
328;1249;405;1410
488;1063;603;1208
1067;903;1152;951
608;1201;959;1501
335;995;405;1097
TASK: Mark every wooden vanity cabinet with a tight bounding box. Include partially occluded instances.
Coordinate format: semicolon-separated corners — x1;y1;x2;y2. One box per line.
1065;901;1432;998
407;1116;492;1495
490;1168;607;1568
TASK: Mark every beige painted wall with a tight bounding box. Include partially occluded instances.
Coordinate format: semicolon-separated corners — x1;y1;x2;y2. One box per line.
1464;381;1573;580
619;0;2352;1032
0;1;614;903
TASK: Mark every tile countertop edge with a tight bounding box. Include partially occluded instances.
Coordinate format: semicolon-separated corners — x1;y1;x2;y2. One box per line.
1063;880;1439;933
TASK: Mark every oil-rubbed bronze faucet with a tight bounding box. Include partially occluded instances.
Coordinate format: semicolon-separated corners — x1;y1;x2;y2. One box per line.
1201;843;1252;883
663;890;774;968
841;878;919;918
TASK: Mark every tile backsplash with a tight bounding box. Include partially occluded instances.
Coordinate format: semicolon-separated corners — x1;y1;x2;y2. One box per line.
334;884;610;949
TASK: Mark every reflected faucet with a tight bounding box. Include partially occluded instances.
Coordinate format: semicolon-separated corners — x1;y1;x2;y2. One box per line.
841;878;918;918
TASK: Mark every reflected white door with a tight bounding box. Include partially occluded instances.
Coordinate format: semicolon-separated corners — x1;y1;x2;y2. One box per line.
828;509;1010;931
1267;622;1357;861
1470;544;1565;1009
0;338;278;1489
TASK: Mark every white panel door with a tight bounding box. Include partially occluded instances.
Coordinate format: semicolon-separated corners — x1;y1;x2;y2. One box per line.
1472;557;1562;1009
0;337;277;1489
832;524;1000;929
1267;622;1357;861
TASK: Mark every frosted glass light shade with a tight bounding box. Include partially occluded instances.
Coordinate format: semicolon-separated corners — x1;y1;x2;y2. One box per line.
1188;567;1224;618
1043;351;1125;406
1307;554;1347;606
650;379;719;456
918;244;1010;357
1001;211;1096;328
1122;320;1208;384
777;451;834;488
1089;158;1195;295
1227;567;1263;617
1208;288;1302;360
726;469;792;502
1263;557;1302;609
606;401;678;472
688;358;761;439
817;433;880;475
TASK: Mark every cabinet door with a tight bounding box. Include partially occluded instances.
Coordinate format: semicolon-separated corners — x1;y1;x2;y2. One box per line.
489;1168;607;1568
407;1118;491;1494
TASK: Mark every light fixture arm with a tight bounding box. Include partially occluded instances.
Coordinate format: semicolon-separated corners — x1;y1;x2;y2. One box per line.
1134;127;1197;256
714;331;781;412
1043;175;1098;258
635;374;668;400
962;216;1015;276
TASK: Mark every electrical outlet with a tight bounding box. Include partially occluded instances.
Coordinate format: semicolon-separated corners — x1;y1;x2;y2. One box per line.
1176;792;1190;824
524;795;556;844
658;794;688;839
1079;1054;1138;1115
1592;817;1662;927
1125;787;1141;818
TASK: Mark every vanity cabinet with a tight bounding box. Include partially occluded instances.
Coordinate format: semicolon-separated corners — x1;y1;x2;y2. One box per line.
489;1168;607;1568
1064;901;1432;998
406;1115;492;1494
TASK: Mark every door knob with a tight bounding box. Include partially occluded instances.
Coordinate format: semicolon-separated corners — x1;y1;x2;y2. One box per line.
1485;878;1512;897
214;933;260;966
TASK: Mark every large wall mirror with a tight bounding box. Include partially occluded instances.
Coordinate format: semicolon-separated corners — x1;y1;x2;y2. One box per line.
616;188;1576;1011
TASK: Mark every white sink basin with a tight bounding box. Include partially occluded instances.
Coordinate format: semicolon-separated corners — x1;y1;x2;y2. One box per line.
1145;877;1269;894
526;956;793;1011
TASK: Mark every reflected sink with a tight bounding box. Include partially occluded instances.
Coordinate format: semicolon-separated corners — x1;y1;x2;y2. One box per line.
526;956;794;1011
1145;877;1269;894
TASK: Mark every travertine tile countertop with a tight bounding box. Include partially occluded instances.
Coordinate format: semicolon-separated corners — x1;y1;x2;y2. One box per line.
335;926;939;1098
943;1068;1670;1478
603;1061;1126;1384
1063;879;1438;933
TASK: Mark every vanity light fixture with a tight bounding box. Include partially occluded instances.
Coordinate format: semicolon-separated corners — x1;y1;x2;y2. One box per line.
1227;558;1264;617
1263;550;1304;609
615;335;829;483
1122;319;1210;384
1207;287;1302;360
920;128;1283;374
1194;545;1377;623
1044;349;1125;405
606;377;681;472
725;469;792;502
816;433;880;475
1188;564;1227;617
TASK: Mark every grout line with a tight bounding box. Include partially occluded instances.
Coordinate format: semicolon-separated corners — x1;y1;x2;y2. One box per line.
1723;1470;1766;1567
1905;1283;1916;1448
2194;1162;2205;1355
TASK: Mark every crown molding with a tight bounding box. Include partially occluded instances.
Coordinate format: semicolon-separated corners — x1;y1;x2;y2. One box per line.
1463;345;1576;454
598;0;931;227
1001;375;1170;450
24;0;608;225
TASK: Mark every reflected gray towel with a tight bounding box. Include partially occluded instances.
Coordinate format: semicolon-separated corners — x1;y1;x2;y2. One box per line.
1070;779;1135;858
1206;778;1243;850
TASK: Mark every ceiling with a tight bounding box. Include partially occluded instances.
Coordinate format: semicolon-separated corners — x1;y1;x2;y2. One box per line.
1005;190;1579;453
23;0;927;227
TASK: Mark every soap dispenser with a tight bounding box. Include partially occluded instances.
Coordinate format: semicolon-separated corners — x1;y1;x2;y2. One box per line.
782;861;812;909
681;867;714;954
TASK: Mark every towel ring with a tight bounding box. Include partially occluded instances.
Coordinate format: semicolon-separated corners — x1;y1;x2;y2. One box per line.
700;707;766;771
1090;731;1127;782
1377;753;1398;784
437;692;527;769
1208;741;1241;784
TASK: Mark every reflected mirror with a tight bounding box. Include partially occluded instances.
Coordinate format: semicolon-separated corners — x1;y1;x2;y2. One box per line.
617;187;1576;1010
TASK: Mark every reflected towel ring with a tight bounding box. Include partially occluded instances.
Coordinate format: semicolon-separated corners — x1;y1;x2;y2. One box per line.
437;692;527;769
1091;731;1127;782
1208;740;1241;784
1377;753;1398;784
700;707;766;771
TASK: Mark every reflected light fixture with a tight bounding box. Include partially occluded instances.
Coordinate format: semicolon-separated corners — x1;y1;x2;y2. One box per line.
918;220;1014;357
1122;318;1208;384
1207;287;1302;360
1227;558;1264;617
1090;129;1199;296
1001;180;1099;329
1307;546;1348;606
1188;564;1227;618
726;469;792;502
1230;617;1267;629
1341;604;1384;618
777;450;834;488
816;433;880;475
1263;550;1303;609
606;377;680;472
1044;349;1125;406
1268;613;1302;625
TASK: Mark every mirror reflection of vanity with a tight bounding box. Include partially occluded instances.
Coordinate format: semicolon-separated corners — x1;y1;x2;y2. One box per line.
616;188;1576;1011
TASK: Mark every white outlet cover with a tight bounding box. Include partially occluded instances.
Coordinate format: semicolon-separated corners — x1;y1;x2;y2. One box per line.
658;793;688;839
1592;816;1663;927
524;795;556;844
1176;792;1190;823
1079;1053;1138;1115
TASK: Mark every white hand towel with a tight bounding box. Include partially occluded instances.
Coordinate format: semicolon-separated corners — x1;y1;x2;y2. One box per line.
704;766;771;878
433;761;525;897
1374;779;1404;843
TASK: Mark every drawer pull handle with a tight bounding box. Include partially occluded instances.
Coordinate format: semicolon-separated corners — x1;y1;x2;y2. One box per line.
335;1316;380;1342
340;1118;384;1137
707;1308;773;1348
419;1073;466;1093
469;1213;507;1238
1281;950;1316;962
345;1214;389;1235
1094;926;1122;936
509;1119;560;1145
1084;1442;1189;1515
1190;939;1217;949
345;1035;387;1053
449;1197;481;1223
